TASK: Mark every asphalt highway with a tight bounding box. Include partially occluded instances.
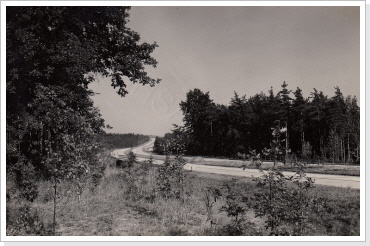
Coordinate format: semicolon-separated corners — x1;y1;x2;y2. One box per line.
111;138;360;189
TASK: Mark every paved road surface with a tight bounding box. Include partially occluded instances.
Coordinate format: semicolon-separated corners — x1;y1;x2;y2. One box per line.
111;138;360;189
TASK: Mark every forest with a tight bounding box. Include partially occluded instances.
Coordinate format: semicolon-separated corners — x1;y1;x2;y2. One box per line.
154;83;360;164
95;133;149;150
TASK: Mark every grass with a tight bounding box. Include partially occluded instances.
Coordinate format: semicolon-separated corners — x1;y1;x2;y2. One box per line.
6;154;360;236
275;164;360;176
187;158;360;177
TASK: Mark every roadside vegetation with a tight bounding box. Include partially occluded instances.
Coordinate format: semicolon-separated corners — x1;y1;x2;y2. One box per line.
6;122;361;236
6;147;360;236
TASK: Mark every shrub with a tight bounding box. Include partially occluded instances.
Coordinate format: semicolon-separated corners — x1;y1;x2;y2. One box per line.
202;186;221;227
248;149;262;169
116;151;136;169
252;169;290;235
285;167;316;235
6;204;48;236
217;179;251;236
155;139;188;201
127;151;137;167
11;160;39;202
252;163;317;235
156;155;187;201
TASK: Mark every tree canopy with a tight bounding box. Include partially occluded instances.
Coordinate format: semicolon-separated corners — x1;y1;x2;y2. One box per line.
6;7;160;189
156;83;360;164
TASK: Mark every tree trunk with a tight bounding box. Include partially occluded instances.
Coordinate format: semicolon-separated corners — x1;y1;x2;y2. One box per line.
320;135;324;160
40;127;43;154
342;139;345;163
53;178;57;236
332;150;334;164
47;128;51;159
285;121;288;164
340;139;343;161
347;133;350;163
269;180;274;232
301;130;305;153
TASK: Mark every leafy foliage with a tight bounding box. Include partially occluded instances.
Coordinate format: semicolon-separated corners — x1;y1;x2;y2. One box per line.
7;6;160;182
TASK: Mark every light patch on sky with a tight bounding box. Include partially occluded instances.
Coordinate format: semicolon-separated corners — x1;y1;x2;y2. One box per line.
89;6;360;136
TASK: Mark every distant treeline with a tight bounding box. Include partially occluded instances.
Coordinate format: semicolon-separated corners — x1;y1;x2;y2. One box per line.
154;82;360;164
96;133;149;150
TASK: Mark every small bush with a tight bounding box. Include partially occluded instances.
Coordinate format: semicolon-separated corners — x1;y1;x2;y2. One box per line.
6;204;48;236
202;186;221;227
155;139;187;201
252;165;318;236
218;178;251;235
12;161;39;202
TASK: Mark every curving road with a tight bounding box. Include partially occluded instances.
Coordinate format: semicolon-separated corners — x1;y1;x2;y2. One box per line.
111;138;360;190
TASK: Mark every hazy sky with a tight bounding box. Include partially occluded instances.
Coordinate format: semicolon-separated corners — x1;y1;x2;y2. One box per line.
89;6;360;136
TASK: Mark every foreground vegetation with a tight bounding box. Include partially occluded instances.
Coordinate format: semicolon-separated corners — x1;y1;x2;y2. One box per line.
7;150;360;236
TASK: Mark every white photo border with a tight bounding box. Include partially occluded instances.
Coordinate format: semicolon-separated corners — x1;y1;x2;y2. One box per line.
1;0;366;242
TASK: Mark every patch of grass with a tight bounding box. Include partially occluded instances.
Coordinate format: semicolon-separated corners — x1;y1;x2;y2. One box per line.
276;165;360;176
188;159;360;177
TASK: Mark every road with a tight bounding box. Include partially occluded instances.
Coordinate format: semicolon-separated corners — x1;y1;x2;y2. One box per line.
111;138;360;189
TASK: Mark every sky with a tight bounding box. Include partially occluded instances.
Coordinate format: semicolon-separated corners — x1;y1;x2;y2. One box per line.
88;6;360;137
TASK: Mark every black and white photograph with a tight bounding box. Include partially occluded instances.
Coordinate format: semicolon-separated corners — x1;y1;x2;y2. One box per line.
1;1;365;241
